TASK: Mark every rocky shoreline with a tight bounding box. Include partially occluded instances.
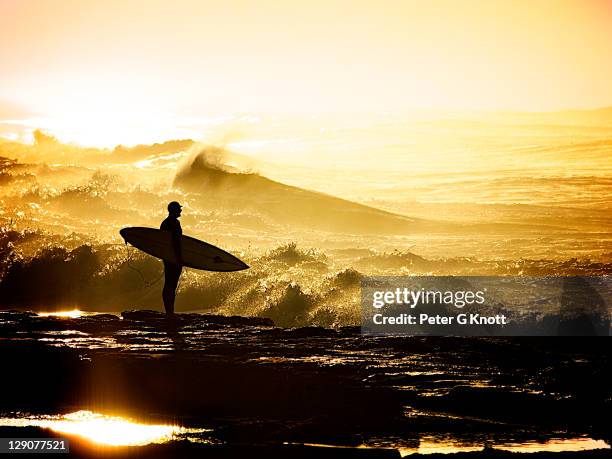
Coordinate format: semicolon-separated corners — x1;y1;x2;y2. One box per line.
0;310;610;457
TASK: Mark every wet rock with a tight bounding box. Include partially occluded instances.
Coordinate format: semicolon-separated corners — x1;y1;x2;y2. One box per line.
282;326;337;338
120;310;274;327
0;309;37;318
121;309;164;321
0;312;610;451
198;314;274;327
73;314;124;333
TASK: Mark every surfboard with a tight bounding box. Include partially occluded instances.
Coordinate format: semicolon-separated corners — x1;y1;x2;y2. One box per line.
119;227;249;272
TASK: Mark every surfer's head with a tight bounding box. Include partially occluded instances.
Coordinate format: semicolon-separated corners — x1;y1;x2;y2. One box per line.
167;201;182;218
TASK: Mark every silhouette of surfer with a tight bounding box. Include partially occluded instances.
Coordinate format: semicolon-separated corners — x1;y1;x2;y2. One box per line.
161;201;183;315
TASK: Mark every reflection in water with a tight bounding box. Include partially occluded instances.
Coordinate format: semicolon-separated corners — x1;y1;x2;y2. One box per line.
398;436;610;456
402;439;482;455
164;318;187;351
0;411;206;446
0;413;610;452
37;309;85;319
497;438;610;453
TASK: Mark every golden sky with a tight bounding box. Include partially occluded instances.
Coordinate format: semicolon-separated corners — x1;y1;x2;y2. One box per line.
1;0;611;121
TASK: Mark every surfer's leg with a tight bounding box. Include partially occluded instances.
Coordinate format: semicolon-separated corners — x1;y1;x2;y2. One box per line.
162;263;182;315
162;269;173;315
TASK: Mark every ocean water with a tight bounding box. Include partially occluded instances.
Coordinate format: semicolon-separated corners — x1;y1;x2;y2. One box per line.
0;114;610;323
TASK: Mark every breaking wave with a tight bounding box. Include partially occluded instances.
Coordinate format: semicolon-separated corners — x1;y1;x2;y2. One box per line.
0;234;609;327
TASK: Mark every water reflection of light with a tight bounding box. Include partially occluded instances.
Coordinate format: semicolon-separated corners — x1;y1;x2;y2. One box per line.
398;436;610;456
406;439;482;455
38;309;84;318
497;438;610;453
0;411;204;446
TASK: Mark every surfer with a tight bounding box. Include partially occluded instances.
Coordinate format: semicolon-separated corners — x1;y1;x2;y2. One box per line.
160;201;184;315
